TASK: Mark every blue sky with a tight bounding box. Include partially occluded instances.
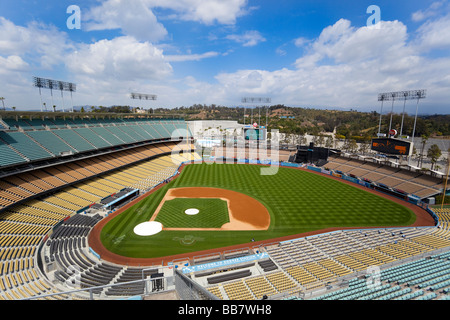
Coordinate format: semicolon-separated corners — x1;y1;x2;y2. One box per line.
0;0;449;114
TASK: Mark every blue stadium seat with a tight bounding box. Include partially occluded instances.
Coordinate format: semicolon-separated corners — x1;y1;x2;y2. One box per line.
0;131;52;161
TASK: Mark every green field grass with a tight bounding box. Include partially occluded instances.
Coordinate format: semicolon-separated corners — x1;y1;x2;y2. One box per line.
155;198;229;228
100;162;416;259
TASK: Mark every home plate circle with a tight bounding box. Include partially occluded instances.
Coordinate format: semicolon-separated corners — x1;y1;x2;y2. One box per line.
133;221;163;236
185;208;199;215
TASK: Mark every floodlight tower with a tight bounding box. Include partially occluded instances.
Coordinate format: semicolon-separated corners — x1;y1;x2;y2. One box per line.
399;91;409;137
67;83;76;113
377;91;404;135
377;93;387;136
47;79;55;111
130;93;157;114
0;97;5;111
58;81;66;112
378;89;426;141
33;76;45;112
410;89;427;146
388;91;397;132
241;97;271;126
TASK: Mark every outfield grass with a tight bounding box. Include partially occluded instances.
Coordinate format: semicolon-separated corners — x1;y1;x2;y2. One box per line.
100;163;416;259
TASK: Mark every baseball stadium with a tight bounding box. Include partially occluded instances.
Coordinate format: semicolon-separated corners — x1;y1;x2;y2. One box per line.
0;111;448;302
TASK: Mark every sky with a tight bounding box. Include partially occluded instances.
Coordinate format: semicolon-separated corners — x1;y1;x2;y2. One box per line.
0;0;450;114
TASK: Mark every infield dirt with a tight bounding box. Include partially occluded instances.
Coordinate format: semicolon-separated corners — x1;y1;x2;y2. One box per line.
150;187;270;231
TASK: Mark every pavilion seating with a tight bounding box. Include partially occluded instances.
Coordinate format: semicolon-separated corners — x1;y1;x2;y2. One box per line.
102;126;136;144
0;143;27;167
0;132;52;161
138;124;163;139
53;129;96;152
26;130;76;156
73;128;112;149
114;125;147;142
89;127;125;146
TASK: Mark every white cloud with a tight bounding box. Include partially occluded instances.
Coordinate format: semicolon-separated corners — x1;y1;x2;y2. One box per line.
59;36;178;110
306;19;411;65
84;0;249;42
275;48;287;56
415;12;450;51
2;4;450;115
294;37;308;47
66;36;172;81
0;17;73;69
226;30;266;47
412;1;446;22
165;51;219;62
211;18;450;113
84;0;168;42
0;55;29;73
149;0;249;25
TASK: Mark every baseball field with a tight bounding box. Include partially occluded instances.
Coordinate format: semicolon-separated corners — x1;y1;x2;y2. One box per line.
94;162;418;262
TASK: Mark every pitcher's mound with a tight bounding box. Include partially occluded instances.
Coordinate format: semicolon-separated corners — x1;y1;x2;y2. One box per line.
185;208;199;215
134;221;163;236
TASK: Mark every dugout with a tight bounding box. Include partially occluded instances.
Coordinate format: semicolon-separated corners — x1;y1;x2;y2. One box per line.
101;188;139;210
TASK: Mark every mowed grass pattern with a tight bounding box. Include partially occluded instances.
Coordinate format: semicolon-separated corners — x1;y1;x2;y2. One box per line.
100;163;416;258
171;163;415;229
155;198;229;228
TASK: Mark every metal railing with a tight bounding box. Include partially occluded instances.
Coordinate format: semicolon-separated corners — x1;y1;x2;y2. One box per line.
20;275;170;300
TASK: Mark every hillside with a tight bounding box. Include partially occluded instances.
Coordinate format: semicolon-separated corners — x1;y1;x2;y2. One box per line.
87;104;449;140
150;104;450;140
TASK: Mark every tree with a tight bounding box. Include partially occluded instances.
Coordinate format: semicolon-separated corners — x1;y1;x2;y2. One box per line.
359;141;370;155
440;147;450;208
348;139;358;153
325;136;333;149
298;134;307;146
427;144;442;171
418;134;429;167
317;134;325;147
343;139;358;153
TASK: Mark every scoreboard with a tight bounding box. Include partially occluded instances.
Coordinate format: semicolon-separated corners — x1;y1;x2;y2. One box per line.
244;128;266;140
371;138;413;156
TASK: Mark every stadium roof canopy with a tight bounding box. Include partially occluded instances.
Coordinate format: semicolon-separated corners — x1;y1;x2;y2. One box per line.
0;110;184;120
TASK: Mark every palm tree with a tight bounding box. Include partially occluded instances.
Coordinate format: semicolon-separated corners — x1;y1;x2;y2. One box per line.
440;147;450;209
418;134;429;167
427;144;442;171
